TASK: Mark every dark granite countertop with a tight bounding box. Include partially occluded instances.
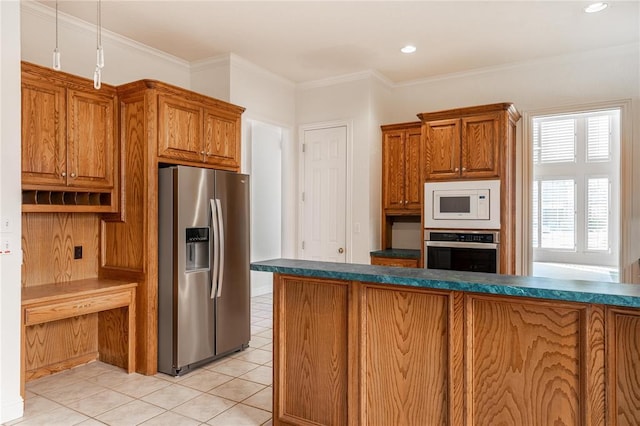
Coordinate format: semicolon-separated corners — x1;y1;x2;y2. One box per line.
369;248;420;259
251;258;640;308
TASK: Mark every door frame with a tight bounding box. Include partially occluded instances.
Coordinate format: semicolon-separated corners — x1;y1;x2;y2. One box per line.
297;120;353;262
520;99;633;282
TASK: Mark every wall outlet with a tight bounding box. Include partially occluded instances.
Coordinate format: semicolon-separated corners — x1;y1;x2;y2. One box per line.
74;246;83;260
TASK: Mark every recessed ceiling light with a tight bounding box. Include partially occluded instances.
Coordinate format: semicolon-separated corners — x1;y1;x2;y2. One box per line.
584;2;608;13
401;45;417;54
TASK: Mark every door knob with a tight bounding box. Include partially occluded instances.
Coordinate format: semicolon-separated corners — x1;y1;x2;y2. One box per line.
338;248;344;254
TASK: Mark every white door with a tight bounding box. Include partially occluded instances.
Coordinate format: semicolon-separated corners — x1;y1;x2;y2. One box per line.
302;126;347;262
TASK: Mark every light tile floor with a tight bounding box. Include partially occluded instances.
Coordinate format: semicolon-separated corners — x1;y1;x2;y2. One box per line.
6;293;274;426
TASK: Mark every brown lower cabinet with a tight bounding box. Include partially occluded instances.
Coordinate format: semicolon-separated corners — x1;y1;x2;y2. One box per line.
273;274;640;425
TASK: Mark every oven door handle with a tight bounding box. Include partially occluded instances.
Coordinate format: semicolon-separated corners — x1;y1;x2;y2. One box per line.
425;241;499;250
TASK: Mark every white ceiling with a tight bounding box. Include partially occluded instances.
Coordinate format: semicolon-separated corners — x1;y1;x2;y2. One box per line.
37;0;639;84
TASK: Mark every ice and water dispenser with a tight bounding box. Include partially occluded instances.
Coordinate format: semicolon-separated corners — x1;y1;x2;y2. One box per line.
185;227;210;271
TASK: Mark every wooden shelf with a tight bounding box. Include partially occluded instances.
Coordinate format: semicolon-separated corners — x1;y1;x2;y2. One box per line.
22;190;112;212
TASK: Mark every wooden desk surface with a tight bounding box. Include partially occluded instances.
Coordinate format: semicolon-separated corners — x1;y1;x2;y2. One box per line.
22;278;138;305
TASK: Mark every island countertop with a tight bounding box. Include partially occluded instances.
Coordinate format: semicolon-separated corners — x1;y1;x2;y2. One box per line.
251;258;640;308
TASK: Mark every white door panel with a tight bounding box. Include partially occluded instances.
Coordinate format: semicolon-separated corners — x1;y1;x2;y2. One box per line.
303;126;347;262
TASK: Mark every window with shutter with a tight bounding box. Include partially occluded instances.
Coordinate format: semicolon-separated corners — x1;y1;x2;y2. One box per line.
531;109;619;272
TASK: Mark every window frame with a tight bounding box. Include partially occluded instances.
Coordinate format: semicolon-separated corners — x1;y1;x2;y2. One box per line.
520;100;631;281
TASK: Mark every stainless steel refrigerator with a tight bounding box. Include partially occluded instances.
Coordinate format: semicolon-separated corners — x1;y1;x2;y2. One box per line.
158;165;250;376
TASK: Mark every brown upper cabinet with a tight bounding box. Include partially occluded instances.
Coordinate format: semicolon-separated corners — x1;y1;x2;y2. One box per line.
157;90;241;170
21;62;118;212
419;103;520;181
381;122;422;213
100;79;244;375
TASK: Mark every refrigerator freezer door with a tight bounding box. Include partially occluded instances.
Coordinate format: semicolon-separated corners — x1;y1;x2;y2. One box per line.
175;166;216;369
214;171;251;355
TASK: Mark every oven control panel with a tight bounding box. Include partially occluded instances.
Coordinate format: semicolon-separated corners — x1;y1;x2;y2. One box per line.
427;231;499;244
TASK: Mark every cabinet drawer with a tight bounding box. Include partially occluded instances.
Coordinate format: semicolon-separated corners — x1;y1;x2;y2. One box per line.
24;291;132;326
371;256;419;268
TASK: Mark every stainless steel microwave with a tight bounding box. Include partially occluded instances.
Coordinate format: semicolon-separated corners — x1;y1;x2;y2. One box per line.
424;180;500;229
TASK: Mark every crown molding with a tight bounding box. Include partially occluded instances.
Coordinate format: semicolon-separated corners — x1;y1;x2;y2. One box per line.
395;42;640;88
21;1;190;69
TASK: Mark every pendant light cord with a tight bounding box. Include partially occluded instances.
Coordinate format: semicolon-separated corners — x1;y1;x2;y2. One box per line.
55;0;58;49
96;0;101;49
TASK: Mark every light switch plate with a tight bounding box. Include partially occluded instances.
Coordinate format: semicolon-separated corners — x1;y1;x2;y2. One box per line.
0;217;11;233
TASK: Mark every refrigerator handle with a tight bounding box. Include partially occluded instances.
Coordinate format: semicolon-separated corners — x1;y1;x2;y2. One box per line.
215;199;225;298
210;199;220;299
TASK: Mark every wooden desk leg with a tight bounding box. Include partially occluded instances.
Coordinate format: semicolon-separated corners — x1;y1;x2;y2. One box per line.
127;288;136;374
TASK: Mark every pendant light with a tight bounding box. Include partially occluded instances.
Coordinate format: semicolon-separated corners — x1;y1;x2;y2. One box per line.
52;0;61;70
93;0;104;89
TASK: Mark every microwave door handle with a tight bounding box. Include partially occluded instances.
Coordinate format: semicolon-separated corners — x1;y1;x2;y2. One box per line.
210;199;219;299
215;199;225;298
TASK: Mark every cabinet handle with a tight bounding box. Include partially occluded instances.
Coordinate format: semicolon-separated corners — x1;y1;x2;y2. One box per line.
70;172;76;178
462;167;467;172
200;151;205;155
61;172;67;177
455;167;459;172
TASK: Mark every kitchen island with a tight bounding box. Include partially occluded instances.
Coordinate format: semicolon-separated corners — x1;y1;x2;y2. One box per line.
251;259;640;426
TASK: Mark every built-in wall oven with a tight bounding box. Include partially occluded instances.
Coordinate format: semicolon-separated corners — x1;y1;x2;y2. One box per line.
424;230;500;274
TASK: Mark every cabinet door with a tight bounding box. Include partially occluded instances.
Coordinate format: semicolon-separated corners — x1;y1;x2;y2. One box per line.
424;119;461;180
362;285;452;424
67;89;116;189
404;128;422;211
21;78;66;186
467;295;602;426
157;95;204;163
203;109;240;170
275;276;351;425
382;131;405;210
607;308;640;425
461;113;500;178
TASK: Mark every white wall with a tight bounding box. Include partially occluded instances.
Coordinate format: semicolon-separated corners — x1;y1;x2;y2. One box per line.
190;55;232;102
296;74;382;264
294;44;639;278
390;44;640;282
250;121;283;296
0;0;24;422
226;55;298;257
389;44;639;121
21;2;190;87
369;76;394;252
